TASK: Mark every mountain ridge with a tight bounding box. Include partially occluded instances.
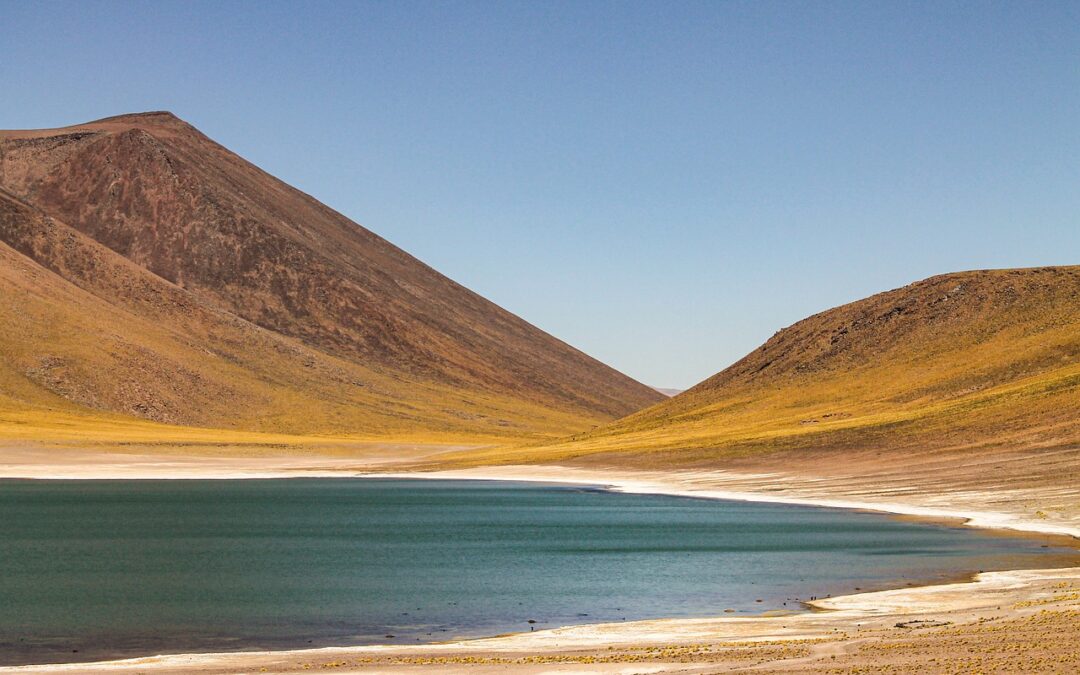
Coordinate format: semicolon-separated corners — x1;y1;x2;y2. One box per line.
442;265;1080;465
0;112;662;442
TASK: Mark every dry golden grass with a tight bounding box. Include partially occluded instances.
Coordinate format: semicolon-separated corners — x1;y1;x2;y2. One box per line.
0;113;660;448
442;267;1080;467
0;232;595;446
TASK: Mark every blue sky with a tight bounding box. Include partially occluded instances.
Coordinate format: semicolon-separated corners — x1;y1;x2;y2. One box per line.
2;1;1078;388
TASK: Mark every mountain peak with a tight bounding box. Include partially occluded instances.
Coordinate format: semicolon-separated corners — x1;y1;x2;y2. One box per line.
0;112;663;439
88;111;184;125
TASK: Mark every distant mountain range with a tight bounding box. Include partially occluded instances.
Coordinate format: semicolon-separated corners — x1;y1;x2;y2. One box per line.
0;112;662;441
651;387;684;397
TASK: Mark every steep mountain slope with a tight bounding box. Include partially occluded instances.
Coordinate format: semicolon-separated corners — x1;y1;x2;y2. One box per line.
448;266;1080;464
0;113;661;441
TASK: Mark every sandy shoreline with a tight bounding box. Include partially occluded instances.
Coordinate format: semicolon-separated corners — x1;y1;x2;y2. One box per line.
371;465;1080;540
2;450;1078;673
4;448;1075;539
5;566;1079;674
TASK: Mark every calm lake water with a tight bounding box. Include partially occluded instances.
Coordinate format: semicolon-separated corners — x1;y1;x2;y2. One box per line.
0;478;1073;665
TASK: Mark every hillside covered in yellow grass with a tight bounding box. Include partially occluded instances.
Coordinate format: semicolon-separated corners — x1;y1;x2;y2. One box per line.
0;113;661;446
448;266;1080;466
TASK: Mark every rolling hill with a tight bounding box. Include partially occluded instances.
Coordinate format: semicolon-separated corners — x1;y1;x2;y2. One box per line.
0;112;661;444
447;266;1080;465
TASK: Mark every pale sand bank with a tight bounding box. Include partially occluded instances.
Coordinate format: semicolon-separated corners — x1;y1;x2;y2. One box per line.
372;465;1080;540
4;449;1076;540
0;443;452;479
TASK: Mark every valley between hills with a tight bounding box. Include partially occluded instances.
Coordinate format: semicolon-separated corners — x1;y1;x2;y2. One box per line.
1;113;1078;674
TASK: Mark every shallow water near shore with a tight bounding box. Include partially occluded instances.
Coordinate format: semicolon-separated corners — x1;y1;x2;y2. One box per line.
0;478;1073;666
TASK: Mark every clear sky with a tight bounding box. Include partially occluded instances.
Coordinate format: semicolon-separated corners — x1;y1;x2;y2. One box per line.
2;1;1078;388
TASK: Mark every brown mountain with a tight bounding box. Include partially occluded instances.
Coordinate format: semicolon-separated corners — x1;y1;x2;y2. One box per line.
0;112;661;441
448;266;1080;465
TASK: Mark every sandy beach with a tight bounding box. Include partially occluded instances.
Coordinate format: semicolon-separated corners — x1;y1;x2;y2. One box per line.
373;464;1080;540
2;445;1078;673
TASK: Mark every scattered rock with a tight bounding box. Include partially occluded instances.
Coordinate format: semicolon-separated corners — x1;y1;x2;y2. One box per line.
895;620;951;629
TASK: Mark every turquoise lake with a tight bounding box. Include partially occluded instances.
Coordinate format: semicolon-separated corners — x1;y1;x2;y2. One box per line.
0;478;1073;665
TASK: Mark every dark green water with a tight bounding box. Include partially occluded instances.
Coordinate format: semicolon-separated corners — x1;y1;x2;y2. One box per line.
0;478;1073;665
